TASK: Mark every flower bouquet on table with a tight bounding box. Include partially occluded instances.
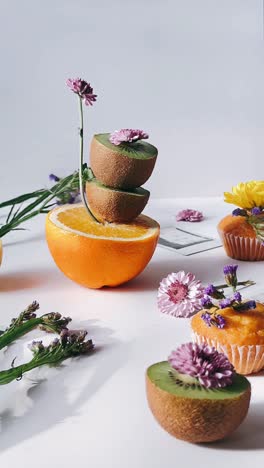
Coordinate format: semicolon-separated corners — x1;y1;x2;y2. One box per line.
0;78;160;288
218;180;264;261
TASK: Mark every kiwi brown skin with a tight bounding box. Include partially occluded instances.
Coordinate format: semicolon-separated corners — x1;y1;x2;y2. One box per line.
90;135;157;189
86;180;150;223
146;373;251;443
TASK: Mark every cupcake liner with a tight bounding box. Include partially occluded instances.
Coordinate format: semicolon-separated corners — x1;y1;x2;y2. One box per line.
193;332;264;375
218;231;264;261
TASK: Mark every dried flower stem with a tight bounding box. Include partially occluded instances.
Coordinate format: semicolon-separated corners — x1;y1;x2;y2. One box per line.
78;97;98;222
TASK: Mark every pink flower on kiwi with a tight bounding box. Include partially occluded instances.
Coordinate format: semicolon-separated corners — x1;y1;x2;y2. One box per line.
158;271;204;318
109;129;149;145
168;342;235;388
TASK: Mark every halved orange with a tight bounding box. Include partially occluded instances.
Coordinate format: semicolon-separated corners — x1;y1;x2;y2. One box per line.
46;204;160;289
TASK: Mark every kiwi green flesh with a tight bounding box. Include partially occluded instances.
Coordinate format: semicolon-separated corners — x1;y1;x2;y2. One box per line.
147;361;250;401
94;133;157;160
88;178;150;197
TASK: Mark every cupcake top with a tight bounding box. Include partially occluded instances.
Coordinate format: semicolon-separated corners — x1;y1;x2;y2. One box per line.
192;302;264;346
221;180;264;244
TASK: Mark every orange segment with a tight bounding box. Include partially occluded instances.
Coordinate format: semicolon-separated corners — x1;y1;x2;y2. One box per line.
46;203;160;289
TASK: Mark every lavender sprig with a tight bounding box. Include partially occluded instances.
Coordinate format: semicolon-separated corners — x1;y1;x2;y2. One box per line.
0;330;94;386
0;166;93;239
0;302;71;351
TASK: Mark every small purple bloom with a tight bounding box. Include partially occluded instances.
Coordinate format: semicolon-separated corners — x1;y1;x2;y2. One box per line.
251;207;262;215
223;264;238;288
201;311;226;329
201;296;213;309
66;78;97;106
176;209;204;222
204;284;225;300
49;174;60;182
219;298;233;309
233;291;242;302
168;342;234;388
235;300;257;312
232;208;247;217
109;129;149;146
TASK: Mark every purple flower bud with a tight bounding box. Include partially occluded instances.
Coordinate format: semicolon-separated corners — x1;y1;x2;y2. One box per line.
251;207;262;215
201;311;226;329
235;300;257;312
201;296;213;309
49;174;60;182
223;264;238;288
204;284;225;299
233;291;242;302
219;298;233;309
232;208;247;217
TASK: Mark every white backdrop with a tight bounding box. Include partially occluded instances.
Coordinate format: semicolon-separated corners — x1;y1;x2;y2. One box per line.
0;0;263;200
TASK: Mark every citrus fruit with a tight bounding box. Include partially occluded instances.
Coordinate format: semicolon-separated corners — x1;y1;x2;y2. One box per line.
46;203;160;289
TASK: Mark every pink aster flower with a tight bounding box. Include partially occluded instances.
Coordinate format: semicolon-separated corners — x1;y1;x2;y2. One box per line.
176;209;204;222
109;129;149;145
168;342;234;388
66;78;97;106
157;271;204;318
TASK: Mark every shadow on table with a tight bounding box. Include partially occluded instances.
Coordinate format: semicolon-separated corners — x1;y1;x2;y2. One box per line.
0;319;130;454
205;402;264;450
0;268;60;292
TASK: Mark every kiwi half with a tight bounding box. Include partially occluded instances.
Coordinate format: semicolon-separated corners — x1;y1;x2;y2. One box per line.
90;133;158;189
86;178;150;223
146;361;251;443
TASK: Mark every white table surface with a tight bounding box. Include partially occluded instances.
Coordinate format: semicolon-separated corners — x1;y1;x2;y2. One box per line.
0;197;264;467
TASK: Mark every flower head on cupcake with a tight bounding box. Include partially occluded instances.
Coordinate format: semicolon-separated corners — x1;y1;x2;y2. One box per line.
219;181;264;260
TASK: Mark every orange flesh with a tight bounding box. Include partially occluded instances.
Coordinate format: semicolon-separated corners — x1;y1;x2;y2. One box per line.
191;302;264;346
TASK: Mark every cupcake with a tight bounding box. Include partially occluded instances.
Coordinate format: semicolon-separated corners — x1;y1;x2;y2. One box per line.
218;180;264;261
146;342;251;443
191;265;264;375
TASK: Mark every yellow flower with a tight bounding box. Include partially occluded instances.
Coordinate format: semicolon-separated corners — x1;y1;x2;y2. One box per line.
224;181;264;209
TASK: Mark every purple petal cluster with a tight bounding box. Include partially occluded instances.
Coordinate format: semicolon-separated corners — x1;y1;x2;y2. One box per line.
223;264;238;288
204;284;225;300
201;296;213;309
219;298;233;309
66;78;97;106
251;207;262;215
109;129;149;146
235;300;256;312
232;208;247;217
175;209;204;222
201;311;226;329
168;342;234;388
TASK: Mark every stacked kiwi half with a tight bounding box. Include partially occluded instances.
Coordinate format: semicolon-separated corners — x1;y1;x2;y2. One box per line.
86;133;158;223
146;361;251;443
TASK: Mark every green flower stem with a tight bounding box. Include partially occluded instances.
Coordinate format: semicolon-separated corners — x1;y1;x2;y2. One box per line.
0;318;42;350
78;97;99;223
215;280;255;290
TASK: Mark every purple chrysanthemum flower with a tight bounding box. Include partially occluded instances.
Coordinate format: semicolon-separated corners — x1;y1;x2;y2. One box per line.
201;312;226;329
49;174;60;182
219;297;233;309
158;271;204;318
204;284;225;299
66;78;97;106
109;129;149;146
223;264;238;288
233;291;242;302
251;207;262;215
168;342;234;388
232;208;247;217
175;209;204;222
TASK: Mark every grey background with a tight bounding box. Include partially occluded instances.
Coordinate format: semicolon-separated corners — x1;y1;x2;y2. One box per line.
0;0;263;199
